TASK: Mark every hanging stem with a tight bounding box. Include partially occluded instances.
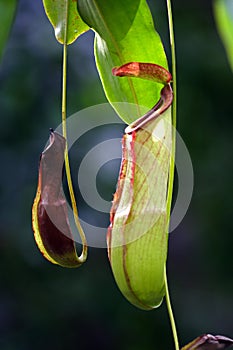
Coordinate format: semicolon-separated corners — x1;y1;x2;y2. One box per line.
167;0;177;132
164;0;179;349
62;42;87;262
166;0;177;221
164;267;179;350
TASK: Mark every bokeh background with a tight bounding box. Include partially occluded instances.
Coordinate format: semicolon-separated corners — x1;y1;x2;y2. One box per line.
0;0;232;349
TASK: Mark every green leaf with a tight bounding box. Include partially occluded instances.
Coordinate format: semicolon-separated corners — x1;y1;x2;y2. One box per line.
42;0;89;44
78;0;168;124
214;0;233;71
0;0;17;60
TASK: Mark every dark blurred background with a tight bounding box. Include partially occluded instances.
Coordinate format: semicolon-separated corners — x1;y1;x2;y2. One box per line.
0;0;232;349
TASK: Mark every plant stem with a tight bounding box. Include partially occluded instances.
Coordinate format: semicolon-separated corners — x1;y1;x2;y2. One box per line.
166;0;177;220
164;267;180;350
167;0;177;132
165;0;179;349
62;42;87;262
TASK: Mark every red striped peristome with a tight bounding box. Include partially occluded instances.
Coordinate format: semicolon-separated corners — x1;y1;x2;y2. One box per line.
125;84;173;134
112;62;172;85
112;62;173;133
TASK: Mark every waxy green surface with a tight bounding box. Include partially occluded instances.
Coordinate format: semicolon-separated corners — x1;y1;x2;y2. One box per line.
78;0;168;124
43;0;89;44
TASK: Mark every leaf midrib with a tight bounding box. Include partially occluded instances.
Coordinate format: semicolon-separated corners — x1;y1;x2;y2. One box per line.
64;0;69;44
92;0;140;112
